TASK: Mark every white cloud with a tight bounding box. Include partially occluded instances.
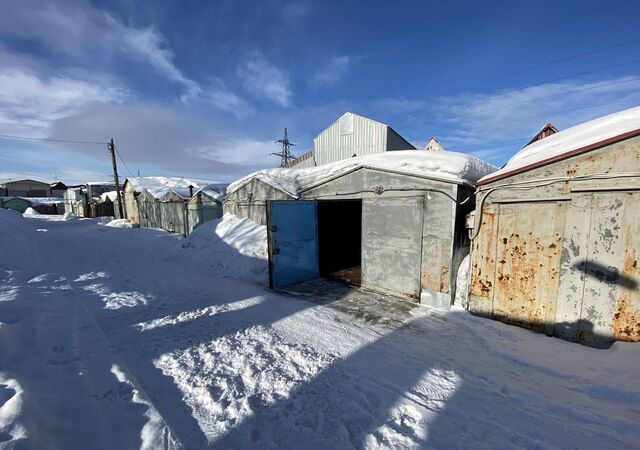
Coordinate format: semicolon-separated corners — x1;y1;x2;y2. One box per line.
237;52;292;106
192;138;277;166
310;56;352;88
202;79;254;118
0;68;126;135
0;1;200;101
434;76;640;147
47;104;277;178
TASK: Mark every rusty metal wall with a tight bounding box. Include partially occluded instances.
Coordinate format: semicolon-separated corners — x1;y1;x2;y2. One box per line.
469;134;640;345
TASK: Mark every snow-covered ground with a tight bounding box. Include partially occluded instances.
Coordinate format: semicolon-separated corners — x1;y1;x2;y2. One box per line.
0;209;638;449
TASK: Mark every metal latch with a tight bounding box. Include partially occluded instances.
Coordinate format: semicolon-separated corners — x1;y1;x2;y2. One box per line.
270;225;278;232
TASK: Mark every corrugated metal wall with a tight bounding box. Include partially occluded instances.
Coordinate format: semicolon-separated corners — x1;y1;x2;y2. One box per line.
187;193;222;234
302;167;465;306
469;135;640;346
314;113;388;165
223;178;293;225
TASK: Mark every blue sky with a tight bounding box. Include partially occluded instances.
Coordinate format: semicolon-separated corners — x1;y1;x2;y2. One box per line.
0;0;639;184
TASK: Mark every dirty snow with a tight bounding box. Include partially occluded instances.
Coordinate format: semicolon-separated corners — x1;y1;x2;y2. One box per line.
481;105;640;182
0;209;639;449
228;150;498;196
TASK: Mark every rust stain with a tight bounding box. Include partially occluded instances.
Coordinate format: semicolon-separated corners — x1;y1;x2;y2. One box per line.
612;237;640;341
495;217;562;331
471;208;496;298
440;266;450;293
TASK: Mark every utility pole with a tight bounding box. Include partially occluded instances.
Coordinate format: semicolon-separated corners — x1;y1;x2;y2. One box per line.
271;128;297;167
107;138;124;219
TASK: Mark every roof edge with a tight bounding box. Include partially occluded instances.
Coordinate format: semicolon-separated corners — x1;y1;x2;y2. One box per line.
478;127;640;186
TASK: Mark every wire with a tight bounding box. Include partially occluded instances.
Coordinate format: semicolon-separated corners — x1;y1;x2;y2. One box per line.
449;96;640;131
437;38;640;96
113;145;135;177
425;77;640;126
469;172;640;240
397;59;640;130
0;133;106;145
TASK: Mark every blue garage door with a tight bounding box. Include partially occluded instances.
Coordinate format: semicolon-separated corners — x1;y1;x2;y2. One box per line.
268;200;319;289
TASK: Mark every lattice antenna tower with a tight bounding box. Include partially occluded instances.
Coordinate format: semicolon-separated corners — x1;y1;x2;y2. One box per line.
271;127;297;167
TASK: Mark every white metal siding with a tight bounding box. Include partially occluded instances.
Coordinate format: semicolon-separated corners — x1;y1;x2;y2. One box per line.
314;113;388;165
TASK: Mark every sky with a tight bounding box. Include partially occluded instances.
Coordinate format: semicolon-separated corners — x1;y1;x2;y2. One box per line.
0;0;639;185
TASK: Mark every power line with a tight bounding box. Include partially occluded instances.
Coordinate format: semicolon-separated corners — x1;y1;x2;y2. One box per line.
423;77;640;127
113;146;135;177
437;38;640;96
397;58;640;132
450;97;638;131
0;133;106;145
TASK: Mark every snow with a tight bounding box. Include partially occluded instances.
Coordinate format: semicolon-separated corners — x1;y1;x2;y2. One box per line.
126;176;219;199
454;254;471;308
481;105;640;182
1;197;62;205
0;208;639;449
104;218;134;229
21;208;39;216
99;191;120;203
192;184;227;202
228;150;498;196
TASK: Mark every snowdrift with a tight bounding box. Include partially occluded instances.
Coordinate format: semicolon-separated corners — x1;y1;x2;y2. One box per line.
179;214;267;282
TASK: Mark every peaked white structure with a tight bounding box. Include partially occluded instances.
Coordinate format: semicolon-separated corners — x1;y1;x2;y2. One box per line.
424;137;446;152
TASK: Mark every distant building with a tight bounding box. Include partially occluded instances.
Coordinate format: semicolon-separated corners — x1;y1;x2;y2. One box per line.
50;181;68;198
424;137;446;152
288;112;416;168
524;122;559;147
0;179;51;197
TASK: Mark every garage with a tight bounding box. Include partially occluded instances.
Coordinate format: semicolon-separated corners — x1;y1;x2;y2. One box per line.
263;150;496;307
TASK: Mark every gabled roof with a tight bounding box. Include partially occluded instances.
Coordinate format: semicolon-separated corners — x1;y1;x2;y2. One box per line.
123;176;215;198
478;106;640;185
424;137;446;152
0;179;50;187
524;122;559;147
228;150;497;196
50;181;68;189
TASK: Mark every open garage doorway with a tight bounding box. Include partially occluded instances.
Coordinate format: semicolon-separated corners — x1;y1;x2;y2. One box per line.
318;200;362;286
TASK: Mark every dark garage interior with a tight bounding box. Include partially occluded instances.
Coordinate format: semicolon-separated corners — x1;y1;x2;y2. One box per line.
317;200;362;285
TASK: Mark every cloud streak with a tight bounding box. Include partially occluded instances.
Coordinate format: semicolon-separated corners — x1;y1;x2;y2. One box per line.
237;52;292;106
310;56;352;88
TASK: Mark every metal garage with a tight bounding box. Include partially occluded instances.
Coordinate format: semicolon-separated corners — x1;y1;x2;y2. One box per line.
469;106;640;346
264;151;496;308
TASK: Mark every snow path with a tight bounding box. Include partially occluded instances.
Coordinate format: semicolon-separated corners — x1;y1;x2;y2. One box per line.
0;211;639;449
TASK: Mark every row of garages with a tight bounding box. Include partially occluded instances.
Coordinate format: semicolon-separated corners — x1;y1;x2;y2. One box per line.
59;177;224;236
222;107;640;347
120;178;224;236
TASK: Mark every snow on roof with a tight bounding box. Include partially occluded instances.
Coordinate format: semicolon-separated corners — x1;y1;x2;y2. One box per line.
99;191;120;202
86;181;115;186
480;106;640;184
227;150;497;197
0;196;63;205
126;176;214;198
192;184;227;202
